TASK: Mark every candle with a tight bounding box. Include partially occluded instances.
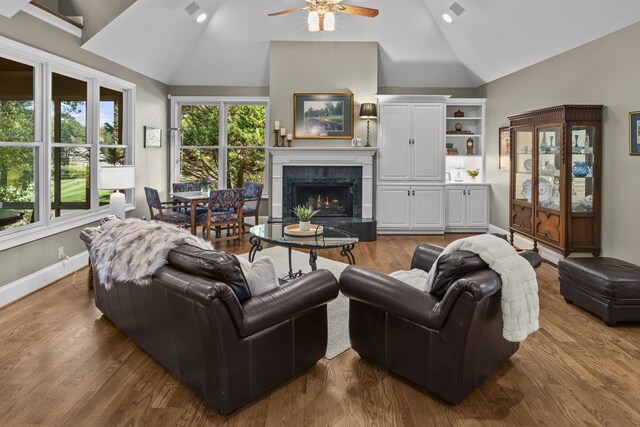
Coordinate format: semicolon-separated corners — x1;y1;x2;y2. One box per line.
287;133;292;141
280;128;286;136
274;121;280;130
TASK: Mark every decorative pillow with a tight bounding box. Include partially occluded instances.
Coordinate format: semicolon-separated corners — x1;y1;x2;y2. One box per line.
235;255;280;297
428;250;489;297
389;268;430;291
167;244;252;302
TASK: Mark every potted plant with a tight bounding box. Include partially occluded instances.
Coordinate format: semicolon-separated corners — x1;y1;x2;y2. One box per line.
292;205;320;231
466;169;480;181
199;176;215;195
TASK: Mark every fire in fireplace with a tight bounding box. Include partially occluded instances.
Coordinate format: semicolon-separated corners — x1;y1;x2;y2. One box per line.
292;183;353;217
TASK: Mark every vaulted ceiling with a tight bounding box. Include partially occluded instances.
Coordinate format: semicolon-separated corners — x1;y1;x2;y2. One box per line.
81;0;640;87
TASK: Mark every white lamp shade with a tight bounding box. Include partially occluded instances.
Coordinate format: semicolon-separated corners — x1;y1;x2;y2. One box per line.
100;165;135;190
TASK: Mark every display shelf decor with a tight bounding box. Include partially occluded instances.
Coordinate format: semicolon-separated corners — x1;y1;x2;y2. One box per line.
630;111;640;155
144;126;162;148
293;93;354;139
499;127;510;172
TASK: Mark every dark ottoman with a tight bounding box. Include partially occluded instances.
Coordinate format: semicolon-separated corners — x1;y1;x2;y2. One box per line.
559;257;640;326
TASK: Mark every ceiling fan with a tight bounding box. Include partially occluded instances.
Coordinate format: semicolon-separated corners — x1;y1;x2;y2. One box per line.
268;0;379;32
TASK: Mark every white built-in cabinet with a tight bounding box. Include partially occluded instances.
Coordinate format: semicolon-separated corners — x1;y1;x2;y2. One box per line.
376;95;489;234
445;184;489;230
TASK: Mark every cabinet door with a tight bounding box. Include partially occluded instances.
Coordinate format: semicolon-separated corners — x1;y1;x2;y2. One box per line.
377;186;411;228
466;186;489;228
379;104;411;181
445;186;466;227
411;187;444;230
412;104;444;181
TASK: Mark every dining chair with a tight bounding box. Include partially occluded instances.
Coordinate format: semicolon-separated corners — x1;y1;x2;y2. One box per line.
196;189;245;243
241;182;263;232
144;187;190;226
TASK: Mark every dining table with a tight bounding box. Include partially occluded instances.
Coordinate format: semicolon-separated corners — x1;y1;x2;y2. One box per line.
172;191;209;235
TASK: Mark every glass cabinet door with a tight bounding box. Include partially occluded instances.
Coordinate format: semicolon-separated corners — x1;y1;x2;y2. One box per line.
513;128;533;203
537;126;561;211
570;126;595;213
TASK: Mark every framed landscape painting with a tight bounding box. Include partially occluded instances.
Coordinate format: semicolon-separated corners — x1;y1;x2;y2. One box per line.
630;111;640;155
499;127;511;171
293;93;354;139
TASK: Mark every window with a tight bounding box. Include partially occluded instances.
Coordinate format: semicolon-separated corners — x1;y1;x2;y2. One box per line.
0;36;135;250
171;98;269;194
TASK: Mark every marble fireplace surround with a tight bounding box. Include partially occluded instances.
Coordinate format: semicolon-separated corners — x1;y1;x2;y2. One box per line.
270;147;377;219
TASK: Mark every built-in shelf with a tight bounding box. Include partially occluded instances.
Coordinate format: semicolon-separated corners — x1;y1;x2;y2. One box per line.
446;134;482;137
446;117;482;120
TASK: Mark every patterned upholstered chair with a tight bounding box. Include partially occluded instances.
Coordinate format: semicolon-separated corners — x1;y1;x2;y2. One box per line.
144;187;190;226
242;182;263;231
171;182;207;215
196;189;245;243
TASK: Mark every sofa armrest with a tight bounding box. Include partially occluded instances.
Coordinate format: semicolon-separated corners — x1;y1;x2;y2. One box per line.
410;243;444;272
339;266;502;331
240;269;339;337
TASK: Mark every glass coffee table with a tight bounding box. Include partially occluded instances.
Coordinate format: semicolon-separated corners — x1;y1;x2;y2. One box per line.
249;223;358;280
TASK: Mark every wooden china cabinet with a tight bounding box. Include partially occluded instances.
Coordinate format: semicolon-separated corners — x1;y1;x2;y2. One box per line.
508;105;603;256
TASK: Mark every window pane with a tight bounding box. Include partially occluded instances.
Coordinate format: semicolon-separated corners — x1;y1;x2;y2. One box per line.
99;147;126;205
99;87;123;145
0;146;38;231
50;146;90;218
0;57;34;142
181;105;219;146
227;105;266;147
180;148;219;185
227;148;265;189
51;73;87;144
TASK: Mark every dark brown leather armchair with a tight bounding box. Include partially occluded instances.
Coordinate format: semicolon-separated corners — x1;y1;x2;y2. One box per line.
339;243;539;405
81;232;339;415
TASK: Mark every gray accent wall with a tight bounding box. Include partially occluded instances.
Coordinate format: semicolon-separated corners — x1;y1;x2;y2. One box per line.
483;21;640;263
0;11;168;287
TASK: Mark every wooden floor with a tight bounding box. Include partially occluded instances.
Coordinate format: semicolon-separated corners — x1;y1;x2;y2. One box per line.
1;234;640;426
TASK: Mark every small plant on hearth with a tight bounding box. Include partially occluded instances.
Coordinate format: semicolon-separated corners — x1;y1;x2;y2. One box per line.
292;205;320;222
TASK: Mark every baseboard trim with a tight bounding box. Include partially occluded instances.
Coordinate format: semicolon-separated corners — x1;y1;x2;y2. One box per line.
489;224;561;265
0;251;89;309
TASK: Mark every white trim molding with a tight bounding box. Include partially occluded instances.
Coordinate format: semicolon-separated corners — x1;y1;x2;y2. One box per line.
489;224;562;265
21;3;82;37
270;147;378;219
0;250;88;308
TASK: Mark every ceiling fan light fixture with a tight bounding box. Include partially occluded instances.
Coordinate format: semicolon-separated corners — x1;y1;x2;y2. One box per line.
442;13;453;23
324;12;335;31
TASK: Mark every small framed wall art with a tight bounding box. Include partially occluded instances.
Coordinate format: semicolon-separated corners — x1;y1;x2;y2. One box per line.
499;126;511;171
630;111;640;155
144;126;162;148
293;93;354;139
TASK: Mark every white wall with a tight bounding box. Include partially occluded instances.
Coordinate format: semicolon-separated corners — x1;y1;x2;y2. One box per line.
484;22;640;263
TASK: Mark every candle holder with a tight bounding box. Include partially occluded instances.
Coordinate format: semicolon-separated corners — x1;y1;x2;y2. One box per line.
273;129;281;147
287;138;292;147
280;134;287;147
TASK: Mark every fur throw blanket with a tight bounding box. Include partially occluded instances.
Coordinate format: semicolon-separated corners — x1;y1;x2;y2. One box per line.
87;218;212;290
427;234;539;342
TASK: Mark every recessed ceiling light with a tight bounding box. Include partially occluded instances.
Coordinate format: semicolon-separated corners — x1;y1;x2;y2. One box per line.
196;13;207;23
442;13;453;23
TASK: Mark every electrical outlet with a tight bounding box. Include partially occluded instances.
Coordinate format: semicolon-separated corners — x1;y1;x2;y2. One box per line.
58;246;65;260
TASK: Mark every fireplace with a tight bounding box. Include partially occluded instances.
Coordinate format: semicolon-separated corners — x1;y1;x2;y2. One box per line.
292;183;354;217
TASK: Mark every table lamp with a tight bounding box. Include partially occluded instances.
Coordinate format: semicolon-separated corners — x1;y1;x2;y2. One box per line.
359;103;377;147
100;165;135;219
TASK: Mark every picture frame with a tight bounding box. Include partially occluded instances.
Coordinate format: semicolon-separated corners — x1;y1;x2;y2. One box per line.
630;111;640;155
293;93;354;139
499;126;511;171
144;126;162;148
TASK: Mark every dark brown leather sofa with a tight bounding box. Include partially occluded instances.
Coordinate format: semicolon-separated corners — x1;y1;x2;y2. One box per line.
339;243;540;405
81;231;339;415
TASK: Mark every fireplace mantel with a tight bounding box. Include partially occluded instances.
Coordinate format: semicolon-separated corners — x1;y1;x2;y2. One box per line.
270;147;377;219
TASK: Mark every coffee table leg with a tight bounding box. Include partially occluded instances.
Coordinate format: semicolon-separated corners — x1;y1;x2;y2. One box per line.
309;249;318;271
340;244;356;265
248;236;263;262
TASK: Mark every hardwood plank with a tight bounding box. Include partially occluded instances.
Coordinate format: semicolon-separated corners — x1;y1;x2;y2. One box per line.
1;235;639;426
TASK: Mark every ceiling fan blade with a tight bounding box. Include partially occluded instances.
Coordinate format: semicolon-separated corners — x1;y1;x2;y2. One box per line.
339;5;379;17
268;7;306;17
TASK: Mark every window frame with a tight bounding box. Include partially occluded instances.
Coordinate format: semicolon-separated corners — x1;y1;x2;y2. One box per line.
169;96;270;197
0;36;136;251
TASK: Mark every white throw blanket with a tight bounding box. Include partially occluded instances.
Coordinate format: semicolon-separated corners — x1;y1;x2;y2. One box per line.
427;234;539;342
89;218;212;290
